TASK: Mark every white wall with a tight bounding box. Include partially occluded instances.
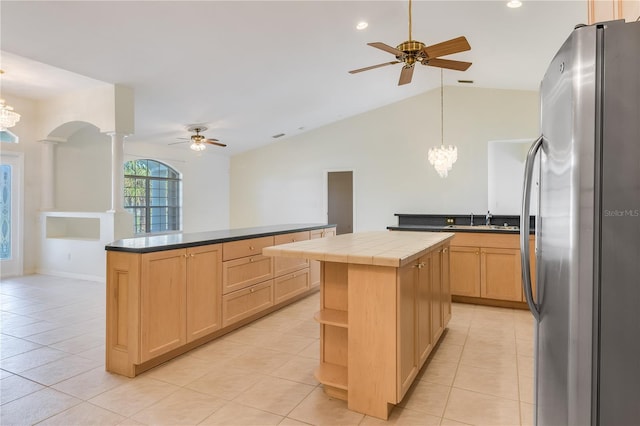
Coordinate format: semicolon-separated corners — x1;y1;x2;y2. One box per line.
55;125;112;211
230;86;539;231
488;140;539;215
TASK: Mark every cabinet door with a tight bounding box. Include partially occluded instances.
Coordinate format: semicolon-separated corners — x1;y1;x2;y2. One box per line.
140;249;186;362
481;248;522;301
450;246;481;297
441;245;452;325
397;262;418;400
186;244;222;342
430;250;444;343
416;254;432;367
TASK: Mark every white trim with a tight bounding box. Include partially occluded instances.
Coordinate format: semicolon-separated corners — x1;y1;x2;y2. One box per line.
35;268;104;283
0;151;25;277
323;168;357;233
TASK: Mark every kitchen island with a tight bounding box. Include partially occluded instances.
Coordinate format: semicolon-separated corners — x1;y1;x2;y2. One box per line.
263;231;454;420
104;224;335;377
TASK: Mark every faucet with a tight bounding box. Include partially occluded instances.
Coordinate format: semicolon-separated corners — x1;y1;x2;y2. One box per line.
486;210;492;226
470;212;474;226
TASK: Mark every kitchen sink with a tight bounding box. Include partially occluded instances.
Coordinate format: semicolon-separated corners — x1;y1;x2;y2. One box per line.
446;224;519;231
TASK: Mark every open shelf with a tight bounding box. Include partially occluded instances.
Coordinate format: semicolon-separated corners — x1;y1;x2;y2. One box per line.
315;362;348;390
314;309;348;328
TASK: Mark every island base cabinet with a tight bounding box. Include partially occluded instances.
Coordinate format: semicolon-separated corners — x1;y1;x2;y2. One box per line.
313;243;451;420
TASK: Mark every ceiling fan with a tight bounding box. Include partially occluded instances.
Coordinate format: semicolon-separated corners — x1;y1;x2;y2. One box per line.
169;125;226;151
349;0;472;86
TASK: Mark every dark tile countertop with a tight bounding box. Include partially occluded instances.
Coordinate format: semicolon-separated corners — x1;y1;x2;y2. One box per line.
105;223;335;253
389;213;535;235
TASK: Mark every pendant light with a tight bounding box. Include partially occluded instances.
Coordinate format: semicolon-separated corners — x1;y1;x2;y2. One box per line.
428;70;458;177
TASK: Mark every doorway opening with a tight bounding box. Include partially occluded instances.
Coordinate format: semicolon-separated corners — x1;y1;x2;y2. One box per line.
326;170;353;235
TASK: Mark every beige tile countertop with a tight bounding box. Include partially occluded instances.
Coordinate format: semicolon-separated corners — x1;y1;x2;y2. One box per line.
262;231;454;268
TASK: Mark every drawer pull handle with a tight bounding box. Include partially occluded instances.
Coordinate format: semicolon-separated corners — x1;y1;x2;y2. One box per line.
249;246;254;250
250;288;255;293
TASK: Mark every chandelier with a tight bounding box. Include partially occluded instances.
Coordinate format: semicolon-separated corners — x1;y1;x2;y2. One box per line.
428;70;457;177
0;99;21;130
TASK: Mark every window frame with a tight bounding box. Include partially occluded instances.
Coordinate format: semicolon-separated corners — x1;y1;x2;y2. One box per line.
123;159;182;235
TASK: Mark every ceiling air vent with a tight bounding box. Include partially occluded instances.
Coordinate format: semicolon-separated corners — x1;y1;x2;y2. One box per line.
457;79;474;84
272;133;286;139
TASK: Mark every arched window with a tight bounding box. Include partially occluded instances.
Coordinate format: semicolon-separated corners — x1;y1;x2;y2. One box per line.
124;159;181;234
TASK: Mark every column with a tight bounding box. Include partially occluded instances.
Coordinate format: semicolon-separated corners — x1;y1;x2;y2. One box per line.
38;139;59;210
107;132;127;212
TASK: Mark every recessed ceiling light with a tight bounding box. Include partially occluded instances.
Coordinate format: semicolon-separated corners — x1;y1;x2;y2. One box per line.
356;21;368;30
507;0;522;8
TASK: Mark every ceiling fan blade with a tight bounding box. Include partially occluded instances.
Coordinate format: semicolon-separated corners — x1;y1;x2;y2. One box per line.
349;61;400;74
398;65;415;86
422;36;471;59
368;42;405;57
168;141;188;146
205;139;227;147
424;58;472;71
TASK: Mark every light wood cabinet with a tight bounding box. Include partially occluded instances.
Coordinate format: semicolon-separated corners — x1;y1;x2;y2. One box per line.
310;227;337;288
274;269;309;304
106;225;336;378
274;231;310;276
139;244;223;362
140;249;187;362
222;254;273;294
450;246;481;297
315;242;451;418
222;280;274;327
186;244;222;342
450;233;535;305
481;247;522;301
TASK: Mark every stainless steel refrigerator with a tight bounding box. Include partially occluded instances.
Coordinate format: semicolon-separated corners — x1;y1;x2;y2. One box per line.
520;19;640;426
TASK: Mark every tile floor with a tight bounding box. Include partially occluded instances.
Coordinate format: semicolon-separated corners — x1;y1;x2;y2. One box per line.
0;274;535;425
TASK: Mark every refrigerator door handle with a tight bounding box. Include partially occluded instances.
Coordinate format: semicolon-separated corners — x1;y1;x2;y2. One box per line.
521;135;543;322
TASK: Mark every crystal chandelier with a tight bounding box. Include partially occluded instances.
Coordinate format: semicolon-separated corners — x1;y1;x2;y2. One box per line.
428;70;457;178
0;99;21;130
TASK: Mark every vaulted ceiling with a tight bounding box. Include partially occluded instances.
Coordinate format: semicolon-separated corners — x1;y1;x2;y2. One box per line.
1;1;587;155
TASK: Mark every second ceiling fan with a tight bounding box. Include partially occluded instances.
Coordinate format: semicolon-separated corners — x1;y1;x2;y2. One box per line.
349;0;472;85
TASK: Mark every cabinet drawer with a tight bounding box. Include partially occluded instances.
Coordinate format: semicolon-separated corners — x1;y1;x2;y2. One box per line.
274;231;310;276
222;255;273;294
222;280;274;327
274;231;310;245
223;236;274;261
274;268;309;304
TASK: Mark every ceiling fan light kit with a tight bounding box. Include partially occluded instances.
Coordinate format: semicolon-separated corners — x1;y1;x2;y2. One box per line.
349;0;472;86
169;125;227;151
